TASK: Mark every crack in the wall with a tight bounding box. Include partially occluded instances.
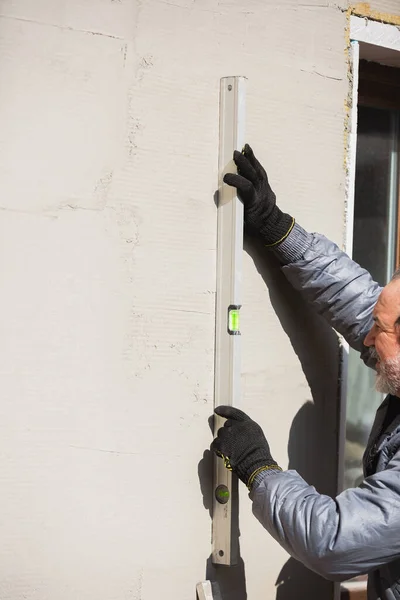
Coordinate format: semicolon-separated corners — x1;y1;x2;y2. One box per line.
0;13;125;40
0;206;59;218
63;203;107;211
300;68;343;80
0;202;112;215
298;3;342;7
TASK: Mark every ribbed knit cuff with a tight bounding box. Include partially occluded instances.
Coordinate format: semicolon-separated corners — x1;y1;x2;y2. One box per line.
272;222;313;265
250;467;283;492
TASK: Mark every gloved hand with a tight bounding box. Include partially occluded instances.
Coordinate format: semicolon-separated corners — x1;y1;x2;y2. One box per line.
223;144;294;247
212;405;282;490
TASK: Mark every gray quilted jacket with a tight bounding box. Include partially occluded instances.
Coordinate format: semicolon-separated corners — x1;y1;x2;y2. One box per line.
251;223;400;600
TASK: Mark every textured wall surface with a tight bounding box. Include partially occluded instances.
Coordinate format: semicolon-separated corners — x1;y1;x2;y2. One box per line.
373;0;400;13
0;1;349;599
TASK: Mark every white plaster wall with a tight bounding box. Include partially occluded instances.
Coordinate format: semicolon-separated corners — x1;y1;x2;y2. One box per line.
0;1;348;599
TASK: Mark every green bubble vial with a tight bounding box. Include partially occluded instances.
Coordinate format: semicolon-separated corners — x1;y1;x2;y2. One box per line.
228;309;240;333
215;485;230;504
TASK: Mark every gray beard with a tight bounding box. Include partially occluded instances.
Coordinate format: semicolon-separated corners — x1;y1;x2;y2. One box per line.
370;347;400;396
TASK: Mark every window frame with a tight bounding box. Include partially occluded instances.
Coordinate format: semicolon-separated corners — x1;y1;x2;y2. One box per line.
340;16;400;494
339;18;400;599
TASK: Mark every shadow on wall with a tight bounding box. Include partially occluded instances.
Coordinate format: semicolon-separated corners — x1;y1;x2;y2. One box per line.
197;233;341;600
246;237;340;600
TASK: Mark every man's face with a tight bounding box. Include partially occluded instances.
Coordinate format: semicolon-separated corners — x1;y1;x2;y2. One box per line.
364;280;400;396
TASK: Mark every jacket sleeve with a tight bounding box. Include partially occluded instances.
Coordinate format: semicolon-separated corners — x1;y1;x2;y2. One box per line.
273;223;382;358
251;457;400;582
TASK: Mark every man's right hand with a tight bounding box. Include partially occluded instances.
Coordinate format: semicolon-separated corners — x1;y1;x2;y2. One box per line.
211;405;282;490
223;144;294;247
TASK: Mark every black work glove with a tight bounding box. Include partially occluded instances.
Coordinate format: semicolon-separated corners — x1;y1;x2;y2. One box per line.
223;144;294;247
211;406;281;490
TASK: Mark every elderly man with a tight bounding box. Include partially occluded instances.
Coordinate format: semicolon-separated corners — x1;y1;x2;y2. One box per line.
212;144;400;600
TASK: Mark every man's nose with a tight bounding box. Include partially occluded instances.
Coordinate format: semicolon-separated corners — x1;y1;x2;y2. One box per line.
364;326;375;347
